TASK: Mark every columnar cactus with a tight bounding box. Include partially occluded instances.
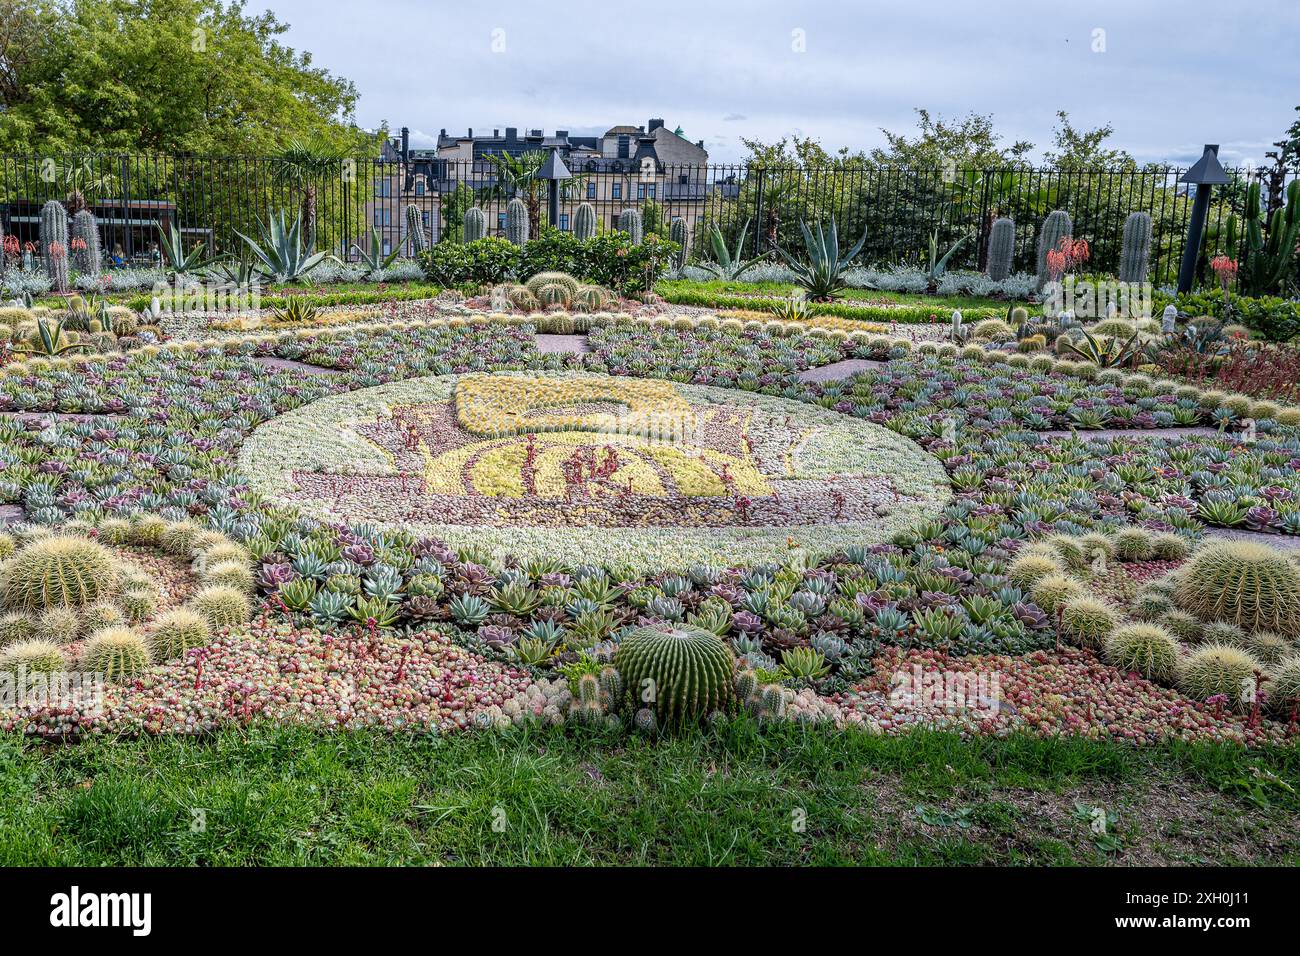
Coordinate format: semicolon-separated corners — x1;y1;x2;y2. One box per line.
463;206;488;243
71;209;102;280
612;624;735;726
505;198;529;246
618;207;643;245
405;204;428;254
986;216;1015;281
669;216;690;271
40;199;69;292
1035;209;1072;290
1118;211;1152;284
573;202;597;241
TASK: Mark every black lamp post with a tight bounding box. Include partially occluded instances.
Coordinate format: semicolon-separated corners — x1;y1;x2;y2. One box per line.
538;147;571;231
1176;144;1230;294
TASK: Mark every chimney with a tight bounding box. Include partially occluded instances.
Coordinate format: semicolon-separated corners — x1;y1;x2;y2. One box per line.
505;127;517;141
556;130;568;139
467;127;473;137
439;128;446;137
400;126;409;162
638;125;645;133
493;129;499;137
648;118;664;132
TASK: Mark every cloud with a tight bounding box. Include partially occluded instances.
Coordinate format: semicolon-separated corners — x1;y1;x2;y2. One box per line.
722;113;747;122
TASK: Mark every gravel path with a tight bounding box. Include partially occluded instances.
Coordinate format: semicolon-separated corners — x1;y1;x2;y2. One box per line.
1036;425;1226;441
534;334;590;354
798;358;888;382
249;356;343;376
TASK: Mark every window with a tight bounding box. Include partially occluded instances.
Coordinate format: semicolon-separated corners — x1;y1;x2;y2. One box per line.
637;184;645;200
414;179;425;196
586;181;597;199
558;214;570;231
617;135;630;159
498;212;507;230
647;184;657;199
422;211;431;228
375;179;392;197
382;240;391;256
372;208;391;226
612;183;622;199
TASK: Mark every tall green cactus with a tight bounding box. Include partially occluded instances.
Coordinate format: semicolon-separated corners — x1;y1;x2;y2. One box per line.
669;216;690;271
1118;211;1152;284
505;198;529;246
1240;180;1300;296
1035;209;1072;290
463;206;487;243
40;200;69;293
404;204;428;254
986;216;1015;281
618;208;643;245
70;209;102;280
573;202;597;241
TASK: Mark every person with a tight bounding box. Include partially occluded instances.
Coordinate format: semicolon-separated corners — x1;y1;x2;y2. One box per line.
111;244;126;268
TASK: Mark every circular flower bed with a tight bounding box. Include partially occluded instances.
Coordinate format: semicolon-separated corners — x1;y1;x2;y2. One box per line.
237;372;951;570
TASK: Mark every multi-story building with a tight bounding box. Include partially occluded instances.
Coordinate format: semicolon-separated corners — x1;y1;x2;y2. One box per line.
364;120;721;255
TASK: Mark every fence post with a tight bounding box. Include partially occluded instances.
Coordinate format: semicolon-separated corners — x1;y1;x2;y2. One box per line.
751;166;765;258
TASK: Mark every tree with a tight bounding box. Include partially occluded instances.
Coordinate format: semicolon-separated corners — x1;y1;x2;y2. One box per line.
272;136;347;252
1042;111;1135;170
439;182;475;243
480;150;547;235
869;109;1034;168
0;0;374;155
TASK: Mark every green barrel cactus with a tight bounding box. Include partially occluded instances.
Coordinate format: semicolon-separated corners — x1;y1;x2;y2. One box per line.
1175;541;1300;637
83;626;152;682
0;638;66;674
187;586;252;630
1103;623;1179;683
1177;643;1262;711
148;608;213;660
524;271;581;299
613;624;735;726
1;535;120;611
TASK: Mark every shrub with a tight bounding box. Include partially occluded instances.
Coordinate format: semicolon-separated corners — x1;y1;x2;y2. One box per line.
0;639;66;674
148;608;212;660
420;237;521;287
82;626;152;682
1057;596;1117;649
1177;643;1262;711
188;586;252;629
1175;541;1300;636
612;624;735;726
1;536;119;611
1103;623;1180;682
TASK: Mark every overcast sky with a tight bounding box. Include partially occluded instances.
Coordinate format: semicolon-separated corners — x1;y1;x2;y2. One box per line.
269;0;1298;167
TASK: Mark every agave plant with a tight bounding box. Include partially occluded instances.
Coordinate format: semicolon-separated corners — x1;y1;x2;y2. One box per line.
350;226;403;274
773;219;867;301
270;298;320;325
927;230;972;282
156;220;211;274
201;255;260;290
698;219;762;280
236;207;331;282
15;318;89;356
1061;328;1143;368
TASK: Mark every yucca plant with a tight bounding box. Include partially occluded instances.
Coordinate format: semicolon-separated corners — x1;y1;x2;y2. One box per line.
698;219;761;280
350;226;403;273
156;220;211;274
773;219;867;301
236;207;331;282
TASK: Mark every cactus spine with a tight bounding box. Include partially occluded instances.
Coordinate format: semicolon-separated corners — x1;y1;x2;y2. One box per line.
70;209;102;280
669;216;690;271
40;199;69;293
463;206;487;243
505;198;529;246
612;624;735;726
1118;211;1152;283
986;216;1015;281
1035;209;1072;291
618;208;643;245
573;202;597;241
404;204;428;254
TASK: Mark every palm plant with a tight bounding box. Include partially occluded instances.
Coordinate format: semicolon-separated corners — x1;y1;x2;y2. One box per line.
235;207;331;283
699;219;762;280
350;226;403;273
773;219;867;301
156;220;211;274
55;159;112;216
480;151;547;236
271;136;347;252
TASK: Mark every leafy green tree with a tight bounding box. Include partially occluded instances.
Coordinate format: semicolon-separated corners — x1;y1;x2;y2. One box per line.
1042;111;1135;170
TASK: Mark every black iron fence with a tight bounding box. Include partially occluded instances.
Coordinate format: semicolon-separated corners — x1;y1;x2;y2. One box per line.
0;153;1290;288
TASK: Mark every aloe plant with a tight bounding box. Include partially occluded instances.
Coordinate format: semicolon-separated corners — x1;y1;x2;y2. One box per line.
156;220;211;274
699;219;761;280
773;219;867;301
350;226;403;273
236;207;331;282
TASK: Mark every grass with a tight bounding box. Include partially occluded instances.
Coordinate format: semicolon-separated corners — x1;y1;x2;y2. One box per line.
1;722;1297;866
656;278;1028;313
35;281;444;313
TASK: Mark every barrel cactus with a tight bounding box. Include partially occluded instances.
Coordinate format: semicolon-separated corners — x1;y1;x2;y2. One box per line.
1035;209;1072;290
1;535;120;611
405;204;428;254
40;199;69;293
669;216;690;271
618;208;643;245
1118;211;1152;284
188;585;251;629
525;271;581;300
83;626;152;682
1174;541;1300;637
1267;655;1300;716
1177;643;1262;711
1104;623;1180;683
0;638;66;674
1058;596;1117;649
463;206;488;243
986;216;1015;281
573;202;597;241
612;624;735;726
70;209;102;279
1028;573;1085;615
148;608;213;660
505;198;529;246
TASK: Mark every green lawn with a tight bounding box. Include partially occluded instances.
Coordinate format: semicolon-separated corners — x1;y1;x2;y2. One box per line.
2;723;1296;866
655;278;1027;313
